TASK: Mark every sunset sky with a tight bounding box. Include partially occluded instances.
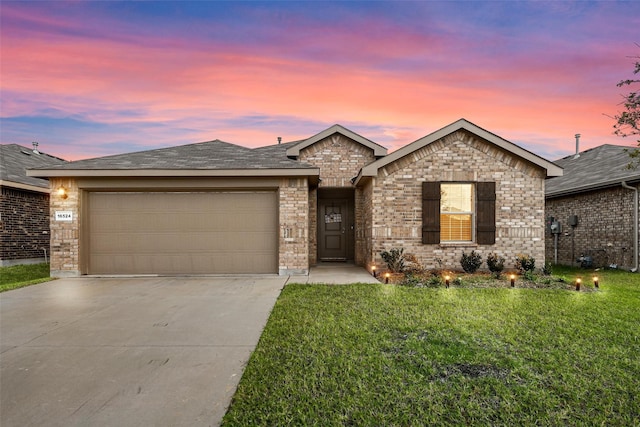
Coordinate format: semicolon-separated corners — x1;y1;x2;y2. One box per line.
1;1;639;161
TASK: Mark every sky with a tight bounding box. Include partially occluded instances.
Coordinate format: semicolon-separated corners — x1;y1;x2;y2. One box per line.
1;1;639;162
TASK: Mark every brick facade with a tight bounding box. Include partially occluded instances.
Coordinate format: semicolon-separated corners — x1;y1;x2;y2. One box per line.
362;130;547;272
0;186;51;266
278;178;310;274
545;184;640;269
49;178;81;276
299;134;377;264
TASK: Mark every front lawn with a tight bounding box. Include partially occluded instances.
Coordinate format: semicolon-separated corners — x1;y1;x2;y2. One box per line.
223;267;640;426
0;263;52;292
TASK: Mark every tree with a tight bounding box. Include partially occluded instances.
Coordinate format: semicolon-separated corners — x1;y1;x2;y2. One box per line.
613;48;640;168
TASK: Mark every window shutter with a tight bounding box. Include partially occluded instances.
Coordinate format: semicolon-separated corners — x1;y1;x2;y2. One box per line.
476;182;496;245
422;182;440;244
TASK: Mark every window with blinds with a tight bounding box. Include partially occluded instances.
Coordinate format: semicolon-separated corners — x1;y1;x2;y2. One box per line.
440;183;474;242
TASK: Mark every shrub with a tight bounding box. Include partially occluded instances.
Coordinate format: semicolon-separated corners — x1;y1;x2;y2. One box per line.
515;254;536;273
380;248;406;273
460;250;483;273
399;273;423;287
543;261;553;276
486;253;505;277
403;253;425;275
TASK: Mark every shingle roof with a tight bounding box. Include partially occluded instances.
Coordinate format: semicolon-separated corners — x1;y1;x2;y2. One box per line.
545;144;640;198
0;144;67;189
34;139;315;171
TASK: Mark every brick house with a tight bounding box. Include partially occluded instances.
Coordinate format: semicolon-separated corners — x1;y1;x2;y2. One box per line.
545;144;639;271
1;143;67;266
28;119;561;277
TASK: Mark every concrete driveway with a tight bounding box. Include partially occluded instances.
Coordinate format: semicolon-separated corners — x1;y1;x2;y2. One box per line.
0;276;287;427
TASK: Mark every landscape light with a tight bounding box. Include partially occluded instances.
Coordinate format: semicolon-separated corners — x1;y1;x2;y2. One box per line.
576;278;581;291
445;275;450;288
371;266;377;278
384;272;390;284
510;274;516;287
593;276;599;289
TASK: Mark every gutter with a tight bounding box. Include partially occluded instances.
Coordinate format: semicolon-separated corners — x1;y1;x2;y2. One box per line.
621;181;639;272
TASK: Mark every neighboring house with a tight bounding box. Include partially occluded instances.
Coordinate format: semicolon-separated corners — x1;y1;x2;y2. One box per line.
28;119;562;277
545;144;640;271
0;143;67;266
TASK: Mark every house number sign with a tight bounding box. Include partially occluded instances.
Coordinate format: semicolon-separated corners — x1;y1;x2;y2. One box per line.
55;211;73;221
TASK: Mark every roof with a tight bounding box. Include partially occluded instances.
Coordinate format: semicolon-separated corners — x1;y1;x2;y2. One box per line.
355;118;563;184
286;124;388;158
28;139;319;179
0;144;67;192
545;144;640;198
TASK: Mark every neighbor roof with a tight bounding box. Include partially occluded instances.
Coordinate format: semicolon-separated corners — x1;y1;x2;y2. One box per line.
545;144;640;198
0;144;67;192
28;139;319;179
355;118;563;184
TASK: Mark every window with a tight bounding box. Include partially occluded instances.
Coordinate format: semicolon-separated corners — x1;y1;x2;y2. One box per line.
422;181;495;245
440;183;473;242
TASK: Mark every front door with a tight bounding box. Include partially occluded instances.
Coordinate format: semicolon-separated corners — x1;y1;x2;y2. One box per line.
318;200;349;261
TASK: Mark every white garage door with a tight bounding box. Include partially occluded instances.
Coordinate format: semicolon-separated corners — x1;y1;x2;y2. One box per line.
88;192;278;274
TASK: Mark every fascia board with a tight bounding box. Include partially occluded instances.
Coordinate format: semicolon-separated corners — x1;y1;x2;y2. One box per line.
0;180;50;193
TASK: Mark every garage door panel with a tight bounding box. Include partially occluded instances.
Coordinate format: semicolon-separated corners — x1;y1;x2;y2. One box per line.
88;192;278;274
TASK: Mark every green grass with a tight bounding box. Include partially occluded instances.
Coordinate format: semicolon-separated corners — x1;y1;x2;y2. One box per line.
0;263;53;292
223;267;640;426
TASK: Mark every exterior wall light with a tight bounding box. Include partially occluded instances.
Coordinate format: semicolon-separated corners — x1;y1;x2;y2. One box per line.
575;278;581;291
56;187;68;199
510;274;516;287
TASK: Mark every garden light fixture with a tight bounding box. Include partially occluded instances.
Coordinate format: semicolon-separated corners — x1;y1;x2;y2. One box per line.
510;274;516;287
445;275;450;288
371;266;377;278
384;272;390;284
576;278;581;291
593;276;599;289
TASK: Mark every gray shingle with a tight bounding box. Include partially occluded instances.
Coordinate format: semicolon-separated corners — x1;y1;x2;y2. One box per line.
33;139;316;171
546;144;640;197
0;144;67;188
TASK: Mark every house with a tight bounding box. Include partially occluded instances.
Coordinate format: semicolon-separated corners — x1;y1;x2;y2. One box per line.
28;119;562;277
545;144;640;271
0;143;67;266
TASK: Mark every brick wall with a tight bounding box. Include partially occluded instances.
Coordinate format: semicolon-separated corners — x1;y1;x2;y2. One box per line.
299;133;376;264
365;130;547;272
48;178;80;276
545;184;639;269
278;178;310;274
0;186;51;265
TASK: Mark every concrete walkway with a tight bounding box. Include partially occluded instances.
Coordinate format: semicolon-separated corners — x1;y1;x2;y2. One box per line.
0;276;286;427
303;262;381;284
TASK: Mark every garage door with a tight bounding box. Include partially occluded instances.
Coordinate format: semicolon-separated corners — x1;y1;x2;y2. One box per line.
88;192;278;274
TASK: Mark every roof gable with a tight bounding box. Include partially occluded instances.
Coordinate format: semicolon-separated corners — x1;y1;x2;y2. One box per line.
546;144;640;197
357;119;563;182
286;124;387;158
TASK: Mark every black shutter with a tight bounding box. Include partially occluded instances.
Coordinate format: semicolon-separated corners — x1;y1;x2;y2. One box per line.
422;182;440;244
476;182;496;245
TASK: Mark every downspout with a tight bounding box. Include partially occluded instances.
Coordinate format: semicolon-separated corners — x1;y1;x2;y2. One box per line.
621;181;638;272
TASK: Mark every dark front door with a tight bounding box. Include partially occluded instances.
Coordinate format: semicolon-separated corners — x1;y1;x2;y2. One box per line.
318;200;349;261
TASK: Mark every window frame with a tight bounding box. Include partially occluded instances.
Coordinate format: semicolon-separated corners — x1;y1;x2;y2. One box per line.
439;182;475;243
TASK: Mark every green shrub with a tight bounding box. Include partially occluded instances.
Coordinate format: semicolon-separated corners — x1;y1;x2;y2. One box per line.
515;254;536;273
380;248;406;273
460;250;483;273
543;261;553;276
486;253;505;277
399;274;423;287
